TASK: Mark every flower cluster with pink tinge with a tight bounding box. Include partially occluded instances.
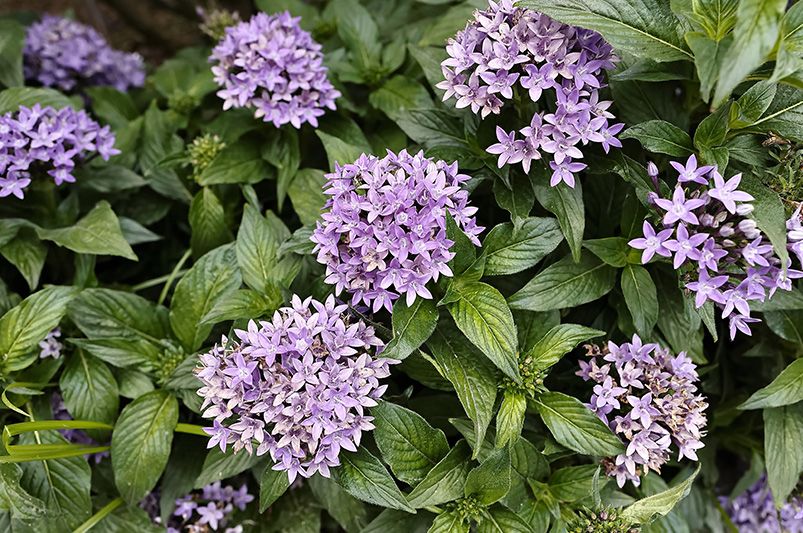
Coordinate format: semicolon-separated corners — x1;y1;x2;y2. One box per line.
210;11;340;128
629;156;803;338
0;104;119;199
720;474;803;533
196;295;396;483
437;0;622;187
167;482;253;533
311;149;483;313
577;335;707;488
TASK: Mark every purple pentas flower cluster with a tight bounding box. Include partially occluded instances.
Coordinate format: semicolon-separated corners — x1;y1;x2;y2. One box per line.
438;0;622;187
311;150;483;312
788;203;803;268
0;104;119;199
164;482;252;533
629;155;803;339
577;335;708;488
24;15;144;92
196;295;395;483
39;328;63;359
210;11;340;128
720;475;803;533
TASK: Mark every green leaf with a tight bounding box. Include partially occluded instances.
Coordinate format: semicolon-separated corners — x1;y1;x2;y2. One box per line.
332;448;415;513
426;328;497;457
0;87;73;114
583;237;629;268
509;252;617;312
0;230;47;290
525;324;604;372
36;201;137;260
620;120;693;156
259;465;291;512
429;512;469;533
383;298;439;361
331;0;381;72
288;169;327;225
0;464;47;521
316;131;364;171
0;286;78;372
533;181;584;262
693;101;731;149
621;265;659;336
119;218;161;246
189;188;231;258
772;2;803;81
746;85;803;141
713;0;786;104
85;87;138;130
446;281;520;381
370;76;433;121
621;465;701;523
732;81;777;127
68;288;170;341
493;175;534;222
740;173;789;267
59;351;119;429
76;165;147;193
519;0;692;62
111;390;178;504
0;20;24;87
477;505;533;533
407;441;472;508
395;109;470;150
549;465;600;502
308;475;369;531
194;447;261;489
495;391;526;448
446;212;479;278
373;401;450;485
763;404;803;506
200;288;282;326
686;32;729;103
169;244;241;352
262;129;300;209
197;140;271;185
534;392;625;456
482;218;563;276
236;206;300;291
464;446;511;505
740;359;803;409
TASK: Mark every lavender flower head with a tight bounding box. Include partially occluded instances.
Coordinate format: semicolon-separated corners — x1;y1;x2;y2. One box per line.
210;11;340;128
160;482;253;533
628;155;803;338
196;295;396;483
577;335;708;488
0;104;119;199
720;474;803;533
437;0;622;187
39;328;63;359
24;15;145;91
788;203;803;268
311;150;483;312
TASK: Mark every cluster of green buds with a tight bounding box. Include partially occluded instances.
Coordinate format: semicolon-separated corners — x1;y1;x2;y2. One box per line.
764;132;803;211
198;7;241;41
154;341;186;385
444;495;484;526
168;91;201;115
568;507;639;533
502;351;549;399
187;133;225;181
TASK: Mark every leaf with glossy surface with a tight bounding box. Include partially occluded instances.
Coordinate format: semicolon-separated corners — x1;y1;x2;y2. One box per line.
308;475;369;531
332;448;415;513
482;218;563;276
620;120;693;156
407;441;472;508
0;20;24;87
0;464;47;522
464;447;511;505
197;141;270;185
526;324;605;372
68;289;169;341
259;465;291;512
383;298;439;361
189;188;231;258
194;447;262;489
621;265;659;337
740;359;803;409
533;181;584;262
236;206;299;291
740;173;789;267
495;391;526;448
763;404;803;506
535;392;625;456
59;351;119;428
477;505;532;533
621;465;700;523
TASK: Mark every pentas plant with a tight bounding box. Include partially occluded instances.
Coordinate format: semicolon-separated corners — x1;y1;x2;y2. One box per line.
0;104;119;199
720;475;803;533
24;15;144;91
196;295;394;482
210;11;340;128
311;149;482;312
438;0;622;187
629;156;803;338
789;204;803;267
150;482;253;533
577;336;707;487
38;328;62;359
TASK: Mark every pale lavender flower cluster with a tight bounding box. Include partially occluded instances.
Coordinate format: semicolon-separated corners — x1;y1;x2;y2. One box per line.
39;328;63;359
788;203;803;268
24;15;145;92
50;392;107;463
210;11;340;128
0;104;119;199
577;336;708;488
197;295;395;483
310;150;483;312
720;475;803;533
437;0;622;187
628;156;803;339
165;482;253;533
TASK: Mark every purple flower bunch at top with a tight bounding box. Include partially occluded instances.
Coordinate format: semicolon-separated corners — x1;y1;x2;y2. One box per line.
720;475;803;533
196;295;396;483
163;482;253;533
210;11;340;128
39;328;63;359
0;104;119;199
50;392;108;463
24;15;145;91
577;335;708;488
629;155;803;339
311;150;483;312
437;0;622;187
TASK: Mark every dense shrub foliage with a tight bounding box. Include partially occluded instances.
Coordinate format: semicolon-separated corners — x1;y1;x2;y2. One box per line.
0;0;802;532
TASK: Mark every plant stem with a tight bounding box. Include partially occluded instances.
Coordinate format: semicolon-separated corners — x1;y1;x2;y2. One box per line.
158;249;192;306
174;422;209;437
73;497;124;533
